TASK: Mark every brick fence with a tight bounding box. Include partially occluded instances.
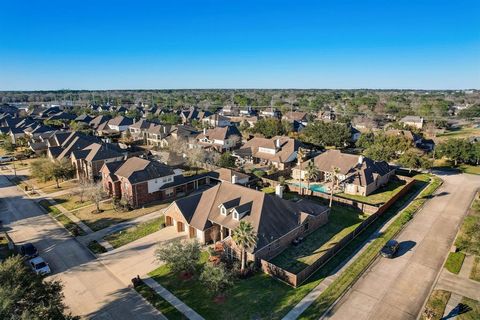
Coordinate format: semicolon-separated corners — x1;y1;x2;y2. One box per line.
260;177;416;287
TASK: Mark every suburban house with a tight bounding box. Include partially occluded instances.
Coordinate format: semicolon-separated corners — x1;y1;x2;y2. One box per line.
400;116;424;129
163;182;330;261
260;107;281;118
195;126;241;152
145;124;174;147
71;143;126;181
209;168;251;185
126;119;156;142
234;136;302;170
282;111;308;124
100;157;216;207
292;149;395;196
201;114;231;128
180;107;213;124
219;105;239;116
96;116;134;136
89;115;111;129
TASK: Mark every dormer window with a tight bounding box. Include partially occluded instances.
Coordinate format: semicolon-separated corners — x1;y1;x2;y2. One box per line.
233;210;239;220
220;205;227;216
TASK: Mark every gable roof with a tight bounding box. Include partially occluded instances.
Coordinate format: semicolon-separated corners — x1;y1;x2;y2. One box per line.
299;149;392;186
170;182;328;253
197;126;240;141
108;116;134;127
237;136;301;164
114;157;175;184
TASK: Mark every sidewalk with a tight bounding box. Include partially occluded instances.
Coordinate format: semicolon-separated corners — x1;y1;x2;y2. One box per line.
282;181;424;320
35;187;94;235
142;277;204;320
77;208;166;247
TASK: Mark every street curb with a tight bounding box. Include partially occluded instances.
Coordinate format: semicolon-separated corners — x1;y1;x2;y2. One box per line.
319;176;443;320
415;187;479;320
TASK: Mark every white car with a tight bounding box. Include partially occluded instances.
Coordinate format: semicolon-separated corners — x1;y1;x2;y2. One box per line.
0;156;15;163
29;257;51;275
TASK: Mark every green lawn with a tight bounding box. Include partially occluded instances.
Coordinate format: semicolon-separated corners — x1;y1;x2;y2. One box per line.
261;186;299;201
420;290;451;320
444;252;466;274
470;257;480;282
0;233;12;260
53;193;93;211
72;200;170;231
458;297;480;320
436;126;480;140
41;179;79;194
135;282;186;320
459;165;480;175
38;200;86;236
336;179;407;205
299;175;442;319
270;206;366;273
144;174;439;320
148;252;324;320
87;240;107;254
105;216;165;248
455;199;480;256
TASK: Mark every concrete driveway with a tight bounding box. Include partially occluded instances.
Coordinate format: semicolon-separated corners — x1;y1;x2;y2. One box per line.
0;173;162;319
324;171;480;320
99;226;185;284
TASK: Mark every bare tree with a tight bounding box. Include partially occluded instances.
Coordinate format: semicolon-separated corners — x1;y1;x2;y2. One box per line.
77;179;89;203
86;181;105;213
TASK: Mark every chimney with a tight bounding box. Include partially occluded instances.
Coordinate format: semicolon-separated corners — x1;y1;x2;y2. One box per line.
358;155;364;165
275;138;281;148
203;128;207;135
275;185;284;198
231;174;238;184
163;126;167;134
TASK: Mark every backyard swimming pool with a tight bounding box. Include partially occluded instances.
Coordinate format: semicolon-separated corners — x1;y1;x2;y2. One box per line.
290;182;329;193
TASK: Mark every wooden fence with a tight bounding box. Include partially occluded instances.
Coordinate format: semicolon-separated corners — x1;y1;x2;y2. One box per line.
260;177;416;287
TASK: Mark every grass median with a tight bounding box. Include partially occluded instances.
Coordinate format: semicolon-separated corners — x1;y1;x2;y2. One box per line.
444;252;465;274
298;174;442;319
38;200;86;236
105;216;165;249
420;290;451;320
134;282;185;320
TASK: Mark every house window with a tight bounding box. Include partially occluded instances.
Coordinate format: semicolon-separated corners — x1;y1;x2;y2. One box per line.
220;206;227;216
233;211;239;220
165;188;174;197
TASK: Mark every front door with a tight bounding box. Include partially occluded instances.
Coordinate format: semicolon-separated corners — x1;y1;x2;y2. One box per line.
177;221;185;232
189;226;196;238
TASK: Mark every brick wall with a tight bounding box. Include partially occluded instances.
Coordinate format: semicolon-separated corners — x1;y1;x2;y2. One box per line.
261;177;416;287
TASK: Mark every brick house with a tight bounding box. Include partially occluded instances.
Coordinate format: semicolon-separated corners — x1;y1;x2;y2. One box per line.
100;157;216;207
292;149;395;196
163;182;330;262
233;136;303;170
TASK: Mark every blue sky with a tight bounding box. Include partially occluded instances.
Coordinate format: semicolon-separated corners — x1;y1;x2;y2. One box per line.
0;0;479;90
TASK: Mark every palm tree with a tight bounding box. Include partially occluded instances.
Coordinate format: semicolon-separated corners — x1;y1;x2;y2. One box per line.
305;160;319;190
297;147;305;195
328;166;340;208
232;221;257;272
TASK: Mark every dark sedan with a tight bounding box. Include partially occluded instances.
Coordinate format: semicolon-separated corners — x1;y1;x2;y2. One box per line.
380;240;399;258
20;243;39;259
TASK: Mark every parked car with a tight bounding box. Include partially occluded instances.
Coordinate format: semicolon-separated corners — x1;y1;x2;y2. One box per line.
29;257;51;275
380;239;399;258
0;156;15;163
20;243;39;259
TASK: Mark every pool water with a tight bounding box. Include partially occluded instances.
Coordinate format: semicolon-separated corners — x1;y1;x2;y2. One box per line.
290;182;329;193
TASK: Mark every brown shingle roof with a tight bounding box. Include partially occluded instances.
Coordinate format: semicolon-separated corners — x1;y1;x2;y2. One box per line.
169;182;329;253
114;157;175;184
